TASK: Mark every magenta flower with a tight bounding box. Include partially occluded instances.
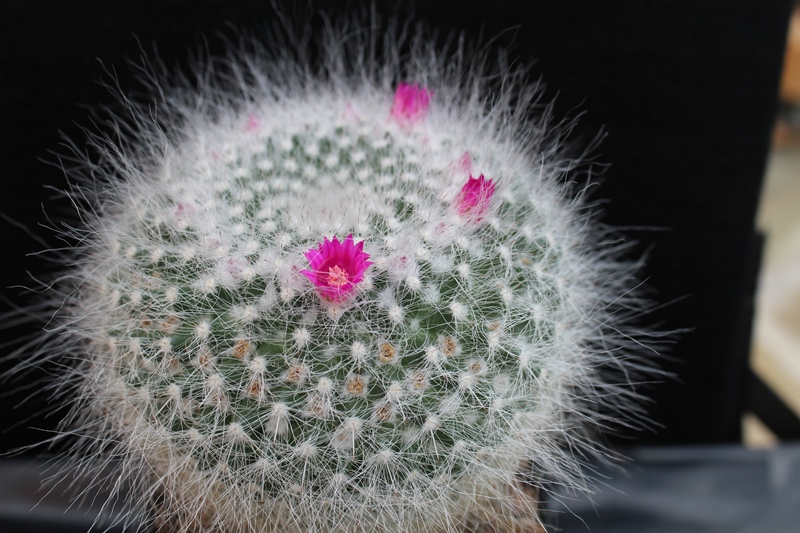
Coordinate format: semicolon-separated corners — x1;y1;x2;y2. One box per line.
455;174;496;221
391;82;433;126
301;235;372;302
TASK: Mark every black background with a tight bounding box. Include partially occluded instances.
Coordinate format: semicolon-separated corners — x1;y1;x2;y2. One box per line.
0;0;794;454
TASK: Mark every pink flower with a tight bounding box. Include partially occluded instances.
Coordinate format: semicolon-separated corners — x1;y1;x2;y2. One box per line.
455;174;496;221
391;82;433;126
301;235;372;302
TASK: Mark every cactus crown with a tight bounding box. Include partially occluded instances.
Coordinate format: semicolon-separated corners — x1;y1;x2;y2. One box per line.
18;18;655;533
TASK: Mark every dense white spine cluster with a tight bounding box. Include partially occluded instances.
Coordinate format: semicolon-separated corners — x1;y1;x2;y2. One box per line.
17;19;656;533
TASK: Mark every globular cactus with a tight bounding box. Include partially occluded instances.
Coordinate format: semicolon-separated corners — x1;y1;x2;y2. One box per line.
16;18;655;533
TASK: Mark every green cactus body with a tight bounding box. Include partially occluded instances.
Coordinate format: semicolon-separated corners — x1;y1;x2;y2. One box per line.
21;23;654;533
95;97;568;530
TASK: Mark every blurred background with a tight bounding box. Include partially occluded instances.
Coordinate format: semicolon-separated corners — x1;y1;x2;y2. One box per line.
748;2;800;446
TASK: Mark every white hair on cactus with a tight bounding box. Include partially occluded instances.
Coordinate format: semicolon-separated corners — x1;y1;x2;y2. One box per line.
4;11;663;533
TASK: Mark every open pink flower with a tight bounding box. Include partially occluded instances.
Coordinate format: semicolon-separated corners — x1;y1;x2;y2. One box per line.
301;235;372;302
455;174;496;221
391;82;433;126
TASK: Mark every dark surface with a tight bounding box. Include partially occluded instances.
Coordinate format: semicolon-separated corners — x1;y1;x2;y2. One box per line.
0;1;794;454
548;444;800;532
0;458;138;533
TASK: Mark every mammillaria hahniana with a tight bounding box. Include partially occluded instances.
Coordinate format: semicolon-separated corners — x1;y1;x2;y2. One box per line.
9;17;656;533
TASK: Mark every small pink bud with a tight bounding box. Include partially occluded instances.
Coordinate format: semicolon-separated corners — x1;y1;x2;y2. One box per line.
342;102;359;121
246;114;260;132
175;202;196;219
455;174;496;221
301;235;372;302
390;82;433;126
449;151;473;176
458;151;473;173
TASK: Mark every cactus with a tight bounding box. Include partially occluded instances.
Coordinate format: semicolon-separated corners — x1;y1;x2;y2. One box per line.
14;18;656;533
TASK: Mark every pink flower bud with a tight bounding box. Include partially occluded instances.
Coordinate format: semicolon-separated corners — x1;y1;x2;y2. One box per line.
455;174;495;221
458;151;473;173
246;114;260;132
390;82;433;126
449;151;473;176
